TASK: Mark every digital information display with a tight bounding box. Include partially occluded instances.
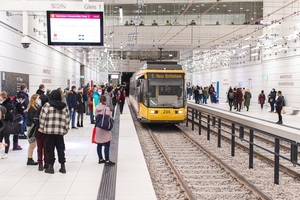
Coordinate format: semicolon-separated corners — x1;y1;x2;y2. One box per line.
47;11;104;46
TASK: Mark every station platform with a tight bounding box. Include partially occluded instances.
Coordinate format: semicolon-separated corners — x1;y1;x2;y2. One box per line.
188;99;300;130
0;103;156;200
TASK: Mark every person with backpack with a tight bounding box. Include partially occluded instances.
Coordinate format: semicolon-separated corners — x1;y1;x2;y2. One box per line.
0;91;20;159
227;88;235;111
118;87;126;114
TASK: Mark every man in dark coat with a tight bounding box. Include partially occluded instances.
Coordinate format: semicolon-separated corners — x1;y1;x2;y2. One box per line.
67;86;78;129
18;85;29;139
275;91;284;124
36;84;49;106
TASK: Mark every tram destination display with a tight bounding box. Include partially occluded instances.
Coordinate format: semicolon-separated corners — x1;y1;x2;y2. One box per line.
47;11;104;46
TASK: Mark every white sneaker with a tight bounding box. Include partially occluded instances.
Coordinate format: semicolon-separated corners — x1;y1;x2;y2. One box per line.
1;153;8;159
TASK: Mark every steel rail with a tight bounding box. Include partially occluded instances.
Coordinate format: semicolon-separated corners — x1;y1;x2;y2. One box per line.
146;127;197;200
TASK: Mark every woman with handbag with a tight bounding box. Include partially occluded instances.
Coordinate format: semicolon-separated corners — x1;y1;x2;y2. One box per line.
95;95;115;166
26;94;40;165
0;91;18;159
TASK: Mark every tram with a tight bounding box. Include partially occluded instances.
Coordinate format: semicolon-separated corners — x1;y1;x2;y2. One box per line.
129;61;187;123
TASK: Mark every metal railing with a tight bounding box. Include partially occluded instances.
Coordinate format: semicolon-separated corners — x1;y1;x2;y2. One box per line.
186;104;300;184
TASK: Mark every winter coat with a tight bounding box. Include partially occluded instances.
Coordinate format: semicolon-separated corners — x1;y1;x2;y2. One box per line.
258;93;266;104
95;104;112;144
235;89;244;104
268;91;277;103
104;92;113;112
93;91;100;107
67;91;78;111
87;92;93;111
39;101;70;135
244;91;252;107
275;96;284;108
76;93;85;114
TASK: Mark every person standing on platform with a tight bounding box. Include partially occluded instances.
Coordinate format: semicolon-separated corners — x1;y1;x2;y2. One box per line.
67;86;78;129
76;88;85;127
258;90;266;110
202;87;208;104
275;91;284;124
193;86;199;104
235;88;244;112
244;89;252;111
118;87;126;114
268;88;277;112
104;86;114;113
88;88;95;124
39;90;70;174
26;94;40;166
0;92;15;159
95;95;115;166
227;88;235;111
17;85;29;139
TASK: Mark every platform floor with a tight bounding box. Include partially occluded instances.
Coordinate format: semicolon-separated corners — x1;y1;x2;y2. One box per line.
188;99;300;129
0;103;156;200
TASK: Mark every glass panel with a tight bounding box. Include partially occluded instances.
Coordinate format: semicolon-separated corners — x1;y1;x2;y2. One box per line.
148;76;184;108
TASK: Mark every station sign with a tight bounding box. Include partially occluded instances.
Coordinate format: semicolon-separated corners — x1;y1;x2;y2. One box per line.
0;1;104;12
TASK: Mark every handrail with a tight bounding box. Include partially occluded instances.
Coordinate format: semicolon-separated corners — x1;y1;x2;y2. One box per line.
187;104;300;185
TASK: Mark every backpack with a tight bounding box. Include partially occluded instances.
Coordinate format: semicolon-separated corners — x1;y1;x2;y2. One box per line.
228;92;234;99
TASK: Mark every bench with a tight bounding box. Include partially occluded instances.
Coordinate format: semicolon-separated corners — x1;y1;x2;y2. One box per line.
284;107;299;115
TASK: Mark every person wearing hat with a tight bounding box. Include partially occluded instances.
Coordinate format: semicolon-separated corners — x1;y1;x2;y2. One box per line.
38;90;70;174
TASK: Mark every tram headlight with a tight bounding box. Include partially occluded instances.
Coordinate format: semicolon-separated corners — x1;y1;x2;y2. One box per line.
150;110;158;114
176;110;183;114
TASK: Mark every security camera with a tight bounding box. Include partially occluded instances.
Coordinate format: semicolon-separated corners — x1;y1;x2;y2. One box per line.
21;36;31;48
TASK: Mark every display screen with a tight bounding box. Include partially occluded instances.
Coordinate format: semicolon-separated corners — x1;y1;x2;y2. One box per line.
111;74;119;79
47;11;104;46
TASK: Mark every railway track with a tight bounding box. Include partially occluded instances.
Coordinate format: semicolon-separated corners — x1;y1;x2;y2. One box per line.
182;110;300;199
186;110;300;179
133;119;268;199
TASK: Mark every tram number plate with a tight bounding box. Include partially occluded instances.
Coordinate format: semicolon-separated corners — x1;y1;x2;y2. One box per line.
163;110;170;114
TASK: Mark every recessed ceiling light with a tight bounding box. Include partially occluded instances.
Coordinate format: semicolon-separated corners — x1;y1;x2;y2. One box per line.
201;4;204;6
246;9;249;11
240;7;243;10
162;9;165;11
196;5;200;7
223;5;226;7
114;7;118;9
216;8;219;10
158;5;161;8
228;10;231;12
167;10;170;12
192;8;196;11
153;10;156;12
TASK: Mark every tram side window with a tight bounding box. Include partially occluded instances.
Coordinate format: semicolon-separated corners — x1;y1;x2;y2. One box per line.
142;80;148;106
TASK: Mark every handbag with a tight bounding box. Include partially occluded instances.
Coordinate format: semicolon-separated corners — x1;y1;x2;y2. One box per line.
91;127;97;143
4;114;23;135
95;107;114;131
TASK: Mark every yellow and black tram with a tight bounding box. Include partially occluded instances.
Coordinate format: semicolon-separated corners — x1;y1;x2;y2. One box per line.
129;61;187;123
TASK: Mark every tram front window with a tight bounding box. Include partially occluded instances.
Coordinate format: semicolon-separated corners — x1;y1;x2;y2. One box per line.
148;79;184;108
